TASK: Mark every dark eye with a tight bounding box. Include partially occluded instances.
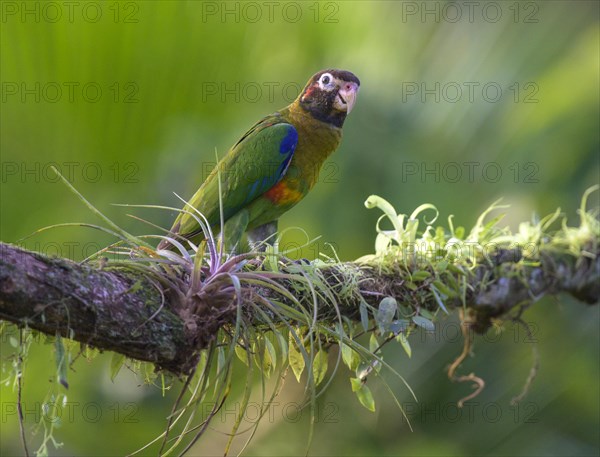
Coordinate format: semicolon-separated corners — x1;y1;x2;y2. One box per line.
321;75;331;85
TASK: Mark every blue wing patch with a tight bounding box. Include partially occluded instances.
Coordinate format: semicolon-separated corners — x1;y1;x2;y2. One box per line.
276;125;297;180
242;123;297;204
279;125;298;154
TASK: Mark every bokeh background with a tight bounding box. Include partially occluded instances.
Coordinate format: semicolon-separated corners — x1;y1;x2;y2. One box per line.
1;1;599;456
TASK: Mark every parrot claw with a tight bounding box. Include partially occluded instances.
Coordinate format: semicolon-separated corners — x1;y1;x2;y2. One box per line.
247;221;278;253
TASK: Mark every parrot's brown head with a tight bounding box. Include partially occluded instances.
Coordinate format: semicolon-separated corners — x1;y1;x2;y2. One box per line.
296;69;360;128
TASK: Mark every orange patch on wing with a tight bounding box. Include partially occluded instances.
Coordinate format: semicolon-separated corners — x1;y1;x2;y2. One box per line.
264;181;303;205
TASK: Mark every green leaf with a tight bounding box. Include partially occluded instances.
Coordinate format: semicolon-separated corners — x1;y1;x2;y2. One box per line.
357;385;376;412
481;213;506;236
412;316;435;332
359;299;370;332
197;350;208;374
350;376;363;392
235;342;249;366
369;333;380;353
124;279;144;295
364;195;404;235
356;361;372;380
398;303;414;317
144;362;157;383
312;349;328;386
350;378;376;412
447;263;466;275
217;345;226;374
264;244;279;272
396;332;412;358
431;286;449;314
55;334;69;389
275;330;288;366
376;297;397;333
409;203;439;225
443;272;460;292
264;335;277;374
214;345;226;395
432;280;455;297
412;270;431;281
253;337;274;378
110;352;126;381
83;345;99;361
341;342;360;371
288;331;305;382
419;308;435;320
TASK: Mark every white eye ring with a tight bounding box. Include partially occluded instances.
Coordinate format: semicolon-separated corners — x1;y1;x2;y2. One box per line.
319;73;334;88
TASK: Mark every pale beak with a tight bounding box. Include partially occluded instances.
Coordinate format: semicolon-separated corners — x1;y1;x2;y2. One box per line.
334;81;359;114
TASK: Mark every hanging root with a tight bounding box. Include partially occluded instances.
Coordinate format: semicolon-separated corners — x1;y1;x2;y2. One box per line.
510;317;540;405
447;309;486;408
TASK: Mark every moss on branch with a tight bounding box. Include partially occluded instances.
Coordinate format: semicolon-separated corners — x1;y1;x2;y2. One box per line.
1;239;597;375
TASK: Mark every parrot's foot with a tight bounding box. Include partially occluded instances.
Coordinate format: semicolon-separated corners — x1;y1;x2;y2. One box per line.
221;210;250;255
247;221;278;253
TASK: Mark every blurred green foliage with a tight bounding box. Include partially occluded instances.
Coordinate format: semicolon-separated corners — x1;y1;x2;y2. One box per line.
1;1;598;456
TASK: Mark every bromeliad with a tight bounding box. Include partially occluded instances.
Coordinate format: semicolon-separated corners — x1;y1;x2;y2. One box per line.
158;69;360;251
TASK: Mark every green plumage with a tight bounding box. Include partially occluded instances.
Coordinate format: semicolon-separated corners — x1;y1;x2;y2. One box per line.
173;114;295;239
159;69;360;251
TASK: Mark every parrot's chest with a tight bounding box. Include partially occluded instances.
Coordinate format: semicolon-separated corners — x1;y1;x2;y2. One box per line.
291;115;341;184
257;108;342;218
270;125;340;205
262;161;315;208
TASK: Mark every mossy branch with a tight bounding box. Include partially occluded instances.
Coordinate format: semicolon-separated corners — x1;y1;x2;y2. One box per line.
0;243;196;374
1;239;597;376
2;189;599;455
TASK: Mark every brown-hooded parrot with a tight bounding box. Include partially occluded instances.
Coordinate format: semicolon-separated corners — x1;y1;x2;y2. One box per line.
158;69;360;252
